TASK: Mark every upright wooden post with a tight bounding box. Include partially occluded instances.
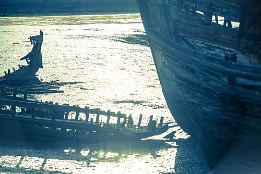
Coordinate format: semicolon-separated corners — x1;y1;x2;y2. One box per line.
55;103;59;119
148;115;153;127
137;114;142;127
148;115;156;130
127;114;134;127
149;115;153;122
159;116;164;127
72;105;78;120
75;110;79;121
63;104;69;120
117;112;121;125
106;110;111;124
122;114;127;127
85;106;89;122
75;106;79;121
21;89;27;116
65;112;69;120
96;108;100;123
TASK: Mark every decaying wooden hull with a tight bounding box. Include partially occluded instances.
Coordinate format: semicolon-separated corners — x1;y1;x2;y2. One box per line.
0;30;43;85
136;0;261;172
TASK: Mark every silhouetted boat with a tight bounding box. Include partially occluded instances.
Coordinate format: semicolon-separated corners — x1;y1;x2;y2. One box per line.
0;87;168;143
136;0;261;172
0;110;169;143
0;30;43;86
0;30;170;144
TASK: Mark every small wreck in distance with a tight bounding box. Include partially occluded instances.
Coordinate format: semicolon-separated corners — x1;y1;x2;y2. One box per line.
1;30;43;85
0;30;171;144
20;30;43;73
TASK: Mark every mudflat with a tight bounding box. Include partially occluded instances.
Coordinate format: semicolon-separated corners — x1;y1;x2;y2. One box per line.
0;0;139;16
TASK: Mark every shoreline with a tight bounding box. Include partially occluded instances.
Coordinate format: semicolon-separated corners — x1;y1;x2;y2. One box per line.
0;13;142;26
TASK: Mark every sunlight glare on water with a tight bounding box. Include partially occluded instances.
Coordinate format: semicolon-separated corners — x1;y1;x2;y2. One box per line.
0;14;182;173
0;141;178;173
0;15;174;124
0;14;211;174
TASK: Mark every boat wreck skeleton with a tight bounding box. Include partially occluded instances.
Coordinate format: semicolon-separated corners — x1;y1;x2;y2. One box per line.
20;30;43;71
136;0;261;172
0;87;169;143
0;31;171;143
1;30;43;84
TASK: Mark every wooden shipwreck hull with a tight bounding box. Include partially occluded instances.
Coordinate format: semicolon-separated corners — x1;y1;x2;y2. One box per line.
1;31;169;145
136;0;261;172
0;88;168;144
0;30;43;85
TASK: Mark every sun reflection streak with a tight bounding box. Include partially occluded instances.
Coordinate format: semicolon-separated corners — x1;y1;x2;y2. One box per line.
0;126;190;173
0;145;177;173
98;151;105;158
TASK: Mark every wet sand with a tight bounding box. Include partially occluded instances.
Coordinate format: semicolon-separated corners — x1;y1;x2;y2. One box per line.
0;0;139;17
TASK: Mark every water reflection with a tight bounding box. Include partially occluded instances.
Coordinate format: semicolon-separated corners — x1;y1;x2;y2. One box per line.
0;139;176;173
0;126;210;173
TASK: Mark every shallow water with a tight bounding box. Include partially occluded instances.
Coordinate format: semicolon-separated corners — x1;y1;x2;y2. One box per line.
0;14;172;124
0;14;210;173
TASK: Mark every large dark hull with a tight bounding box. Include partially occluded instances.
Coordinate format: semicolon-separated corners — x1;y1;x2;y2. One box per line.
136;0;261;172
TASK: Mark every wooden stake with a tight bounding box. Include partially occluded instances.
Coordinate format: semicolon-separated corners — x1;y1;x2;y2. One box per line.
137;114;142;127
117;112;121;124
106;110;111;124
75;107;79;121
85;106;89;122
96;108;100;123
159;116;164;127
